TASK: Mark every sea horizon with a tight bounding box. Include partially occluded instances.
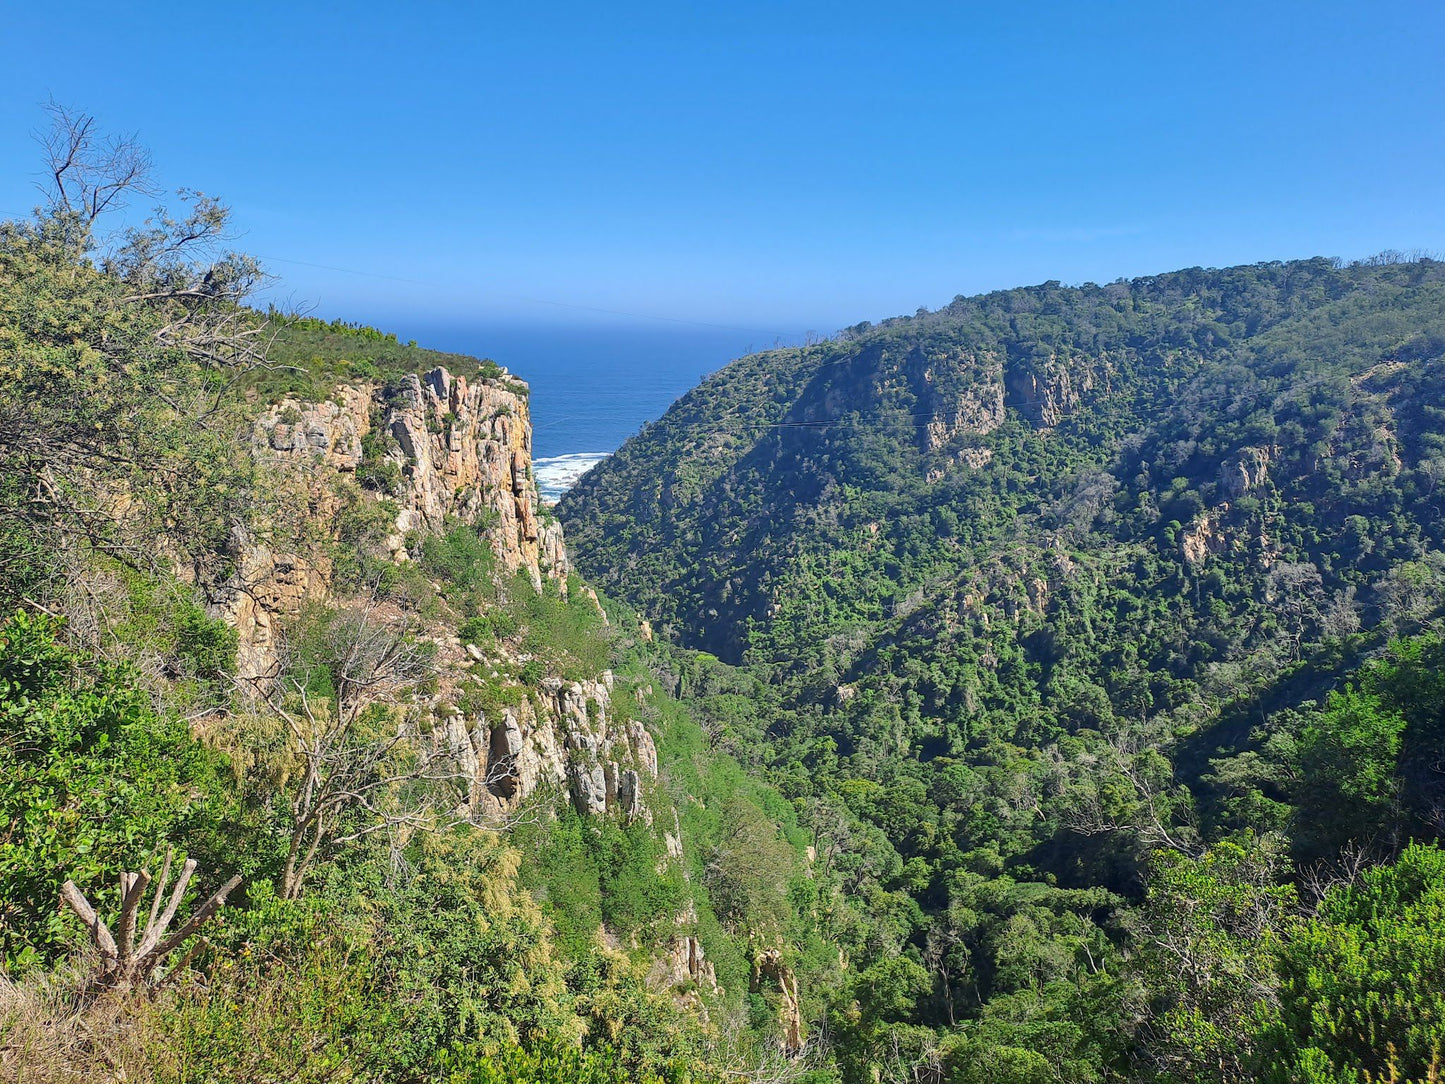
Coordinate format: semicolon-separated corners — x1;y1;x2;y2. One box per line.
387;320;807;497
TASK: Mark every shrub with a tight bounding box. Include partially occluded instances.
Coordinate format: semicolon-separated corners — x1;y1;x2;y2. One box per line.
0;611;235;971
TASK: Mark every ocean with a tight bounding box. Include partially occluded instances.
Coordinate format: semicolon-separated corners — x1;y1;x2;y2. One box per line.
404;321;792;501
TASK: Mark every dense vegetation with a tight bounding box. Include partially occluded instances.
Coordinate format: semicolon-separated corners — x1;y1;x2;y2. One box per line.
7;104;1445;1081
251;310;517;402
0;114;813;1083
561;257;1445;1079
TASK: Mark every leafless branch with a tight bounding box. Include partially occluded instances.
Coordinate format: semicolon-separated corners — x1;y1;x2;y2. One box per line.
234;603;468;898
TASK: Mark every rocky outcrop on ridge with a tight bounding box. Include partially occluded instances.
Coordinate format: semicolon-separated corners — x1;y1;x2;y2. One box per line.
252;367;568;587
433;669;658;821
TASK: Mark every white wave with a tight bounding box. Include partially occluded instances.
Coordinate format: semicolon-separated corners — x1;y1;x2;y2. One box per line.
534;452;611;503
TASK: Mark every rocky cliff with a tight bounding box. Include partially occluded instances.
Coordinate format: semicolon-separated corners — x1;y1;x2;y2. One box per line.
432;667;658;822
212;365;651;822
219;366;568;680
253;367;567;585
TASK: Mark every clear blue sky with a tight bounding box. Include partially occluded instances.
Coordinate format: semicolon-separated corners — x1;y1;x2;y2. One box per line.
2;1;1442;336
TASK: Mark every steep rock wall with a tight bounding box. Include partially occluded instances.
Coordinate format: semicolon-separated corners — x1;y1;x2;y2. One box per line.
212;366;651;820
434;670;658;821
252;367;568;586
220;367;568;678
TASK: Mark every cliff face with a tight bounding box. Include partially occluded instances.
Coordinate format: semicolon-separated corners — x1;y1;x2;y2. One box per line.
433;669;658;822
252;367;568;587
220;367;569;679
212;366;648;821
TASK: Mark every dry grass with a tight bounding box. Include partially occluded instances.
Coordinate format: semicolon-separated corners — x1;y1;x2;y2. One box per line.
0;958;169;1083
0;946;374;1084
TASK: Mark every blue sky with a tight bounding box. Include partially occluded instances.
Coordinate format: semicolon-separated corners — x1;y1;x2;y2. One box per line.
2;1;1442;335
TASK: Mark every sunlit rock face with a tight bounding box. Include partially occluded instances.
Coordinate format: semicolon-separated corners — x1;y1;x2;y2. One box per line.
211;366;654;822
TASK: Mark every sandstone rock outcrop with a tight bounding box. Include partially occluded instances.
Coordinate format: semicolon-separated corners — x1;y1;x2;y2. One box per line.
224;367;569;680
754;948;804;1054
657;934;718;994
434;670;658;822
921;352;1006;452
253;367;568;588
1181;509;1227;565
1006;352;1101;427
1219;446;1272;498
214;365;655;821
214;534;330;681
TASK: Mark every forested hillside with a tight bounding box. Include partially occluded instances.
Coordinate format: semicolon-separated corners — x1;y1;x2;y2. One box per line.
561;257;1445;1081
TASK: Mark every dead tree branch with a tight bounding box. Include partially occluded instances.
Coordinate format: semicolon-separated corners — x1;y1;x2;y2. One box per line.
59;853;239;990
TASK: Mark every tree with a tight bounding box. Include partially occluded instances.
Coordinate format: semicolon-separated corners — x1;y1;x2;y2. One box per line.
36;100;155;228
701;794;797;935
1268;561;1324;661
241;602;465;899
0;106;265;610
922;909;971;1027
1262;842;1445;1083
1138;835;1295;1083
1294;687;1405;857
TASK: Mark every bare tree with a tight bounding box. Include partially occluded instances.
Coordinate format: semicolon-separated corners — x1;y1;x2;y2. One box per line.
1298;838;1382;907
922;909;971;1027
1060;724;1200;854
877;1027;943;1084
59;853;239;991
707;1000;824;1083
242;603;467;899
30;102;268;375
1268;561;1324;660
36;100;157;227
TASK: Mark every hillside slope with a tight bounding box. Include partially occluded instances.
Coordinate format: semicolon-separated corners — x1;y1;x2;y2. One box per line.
561;257;1445;671
0;208;824;1082
559;256;1445;1081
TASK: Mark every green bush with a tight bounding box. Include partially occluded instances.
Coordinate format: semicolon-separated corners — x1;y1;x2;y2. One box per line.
0;610;236;971
439;1042;714;1084
459;616;492;645
1262;842;1445;1084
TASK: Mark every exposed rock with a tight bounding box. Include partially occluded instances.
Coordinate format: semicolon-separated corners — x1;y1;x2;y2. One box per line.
441;670;657;822
1181;509;1227;565
922;352;1006;452
211;536;329;680
571;763;608;815
958;447;994;470
1219;446;1272;497
1006;353;1099;427
233;367;572;678
233;367;655;824
657;935;718;993
617;768;643;819
380;369;567;589
1026;577;1049;615
754;948;804;1054
627;719;658;780
253;366;569;591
